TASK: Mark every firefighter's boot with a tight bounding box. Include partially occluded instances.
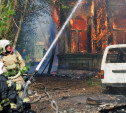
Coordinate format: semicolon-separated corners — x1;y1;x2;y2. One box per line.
23;103;36;113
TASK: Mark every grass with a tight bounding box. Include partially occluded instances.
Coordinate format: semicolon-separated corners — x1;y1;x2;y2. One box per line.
87;75;101;87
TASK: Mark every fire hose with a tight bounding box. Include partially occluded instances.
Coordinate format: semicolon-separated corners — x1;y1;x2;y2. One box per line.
21;80;59;112
21;0;82;112
44;85;58;113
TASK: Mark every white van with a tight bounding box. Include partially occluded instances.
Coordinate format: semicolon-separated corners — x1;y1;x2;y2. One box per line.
101;44;126;87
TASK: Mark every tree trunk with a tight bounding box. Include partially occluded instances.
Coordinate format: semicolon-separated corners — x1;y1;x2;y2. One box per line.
5;0;17;38
13;0;28;48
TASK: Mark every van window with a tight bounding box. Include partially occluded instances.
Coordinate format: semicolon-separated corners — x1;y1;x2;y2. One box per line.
106;48;126;63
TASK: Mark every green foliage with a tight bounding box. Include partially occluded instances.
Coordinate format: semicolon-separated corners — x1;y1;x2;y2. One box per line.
20;62;34;75
20;66;28;74
0;2;15;39
87;74;101;87
62;4;71;10
4;71;10;77
49;1;54;6
4;69;17;77
4;62;34;77
88;80;93;86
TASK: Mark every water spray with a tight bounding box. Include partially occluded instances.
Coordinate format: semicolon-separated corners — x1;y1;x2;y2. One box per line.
22;1;82;110
35;0;82;73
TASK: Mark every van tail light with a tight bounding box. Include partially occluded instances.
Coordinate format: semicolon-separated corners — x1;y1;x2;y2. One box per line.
100;70;104;79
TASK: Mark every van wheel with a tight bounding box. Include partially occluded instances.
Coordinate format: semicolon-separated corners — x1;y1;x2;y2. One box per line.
106;86;113;92
106;86;112;90
106;86;117;94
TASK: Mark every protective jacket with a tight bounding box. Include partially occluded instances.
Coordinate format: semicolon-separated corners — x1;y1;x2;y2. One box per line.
0;49;25;71
0;75;23;112
0;48;26;98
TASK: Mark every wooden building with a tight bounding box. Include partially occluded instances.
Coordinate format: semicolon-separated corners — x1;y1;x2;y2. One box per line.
54;0;126;71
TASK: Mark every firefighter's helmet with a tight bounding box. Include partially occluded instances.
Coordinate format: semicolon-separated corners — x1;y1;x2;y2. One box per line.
0;40;10;54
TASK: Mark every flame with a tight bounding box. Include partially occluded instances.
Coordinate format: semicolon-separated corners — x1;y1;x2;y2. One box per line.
91;0;112;53
113;18;118;29
70;1;87;5
70;2;76;5
72;41;76;52
51;0;59;26
70;17;87;53
91;0;95;53
51;72;57;75
70;18;87;30
53;0;56;4
112;15;126;44
91;0;94;16
52;7;59;25
61;0;126;54
69;0;111;53
70;19;73;26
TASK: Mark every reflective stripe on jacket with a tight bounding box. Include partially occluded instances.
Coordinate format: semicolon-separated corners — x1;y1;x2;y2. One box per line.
6;80;23;91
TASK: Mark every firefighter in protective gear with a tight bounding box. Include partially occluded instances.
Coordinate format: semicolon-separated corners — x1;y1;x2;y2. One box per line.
0;39;30;102
0;61;22;112
0;62;36;113
0;39;26;83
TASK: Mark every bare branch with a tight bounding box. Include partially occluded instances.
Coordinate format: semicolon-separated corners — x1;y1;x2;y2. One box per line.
12;17;20;29
13;0;29;48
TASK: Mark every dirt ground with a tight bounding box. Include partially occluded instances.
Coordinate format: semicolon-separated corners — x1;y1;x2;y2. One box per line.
29;75;126;113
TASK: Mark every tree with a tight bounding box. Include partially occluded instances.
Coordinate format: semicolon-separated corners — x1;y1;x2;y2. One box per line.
0;0;15;39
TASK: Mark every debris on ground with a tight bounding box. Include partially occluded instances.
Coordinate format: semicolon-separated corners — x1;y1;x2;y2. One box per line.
29;73;126;113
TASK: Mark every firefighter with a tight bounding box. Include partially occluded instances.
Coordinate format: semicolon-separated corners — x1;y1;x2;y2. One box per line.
0;61;36;113
0;39;30;103
0;61;22;113
0;39;26;83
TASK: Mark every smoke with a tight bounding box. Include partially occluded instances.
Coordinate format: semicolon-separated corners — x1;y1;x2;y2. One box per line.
16;0;58;74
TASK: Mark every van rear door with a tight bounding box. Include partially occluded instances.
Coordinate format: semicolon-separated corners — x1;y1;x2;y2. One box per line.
101;46;126;84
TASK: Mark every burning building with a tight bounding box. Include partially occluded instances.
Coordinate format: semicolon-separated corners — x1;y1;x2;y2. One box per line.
54;0;126;71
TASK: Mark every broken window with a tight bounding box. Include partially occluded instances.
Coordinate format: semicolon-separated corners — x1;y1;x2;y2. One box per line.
106;48;126;63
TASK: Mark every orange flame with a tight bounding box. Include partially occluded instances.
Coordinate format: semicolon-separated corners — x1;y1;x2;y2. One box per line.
70;17;87;53
70;1;87;5
52;8;59;25
113;18;118;29
70;18;87;30
61;0;126;54
51;0;59;26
